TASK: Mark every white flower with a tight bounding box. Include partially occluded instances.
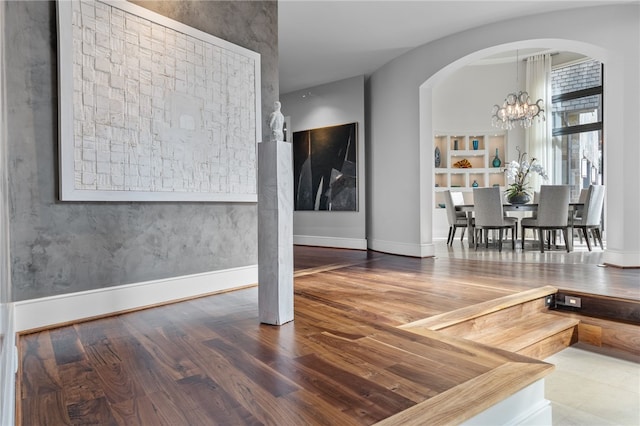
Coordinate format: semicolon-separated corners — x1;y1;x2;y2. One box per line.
505;161;520;180
504;147;548;197
530;163;548;180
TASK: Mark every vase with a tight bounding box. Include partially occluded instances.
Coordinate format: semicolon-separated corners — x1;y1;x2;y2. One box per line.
508;193;531;204
472;180;479;187
453;139;458;150
472;139;479;150
434;146;441;167
492;148;501;168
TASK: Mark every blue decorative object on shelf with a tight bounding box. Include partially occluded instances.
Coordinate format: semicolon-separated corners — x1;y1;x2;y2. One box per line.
472;180;479;188
472;139;479;150
434;146;441;167
453;139;458;150
492;148;502;168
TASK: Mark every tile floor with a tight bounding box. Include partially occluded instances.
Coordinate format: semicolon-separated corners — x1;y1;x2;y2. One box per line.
545;347;640;425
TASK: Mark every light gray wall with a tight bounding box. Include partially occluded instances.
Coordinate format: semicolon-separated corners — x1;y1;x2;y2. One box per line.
5;0;278;301
281;75;366;249
368;4;640;265
431;62;525;240
433;62;524;143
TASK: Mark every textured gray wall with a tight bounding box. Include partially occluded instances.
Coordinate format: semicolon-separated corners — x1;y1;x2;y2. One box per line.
5;0;278;301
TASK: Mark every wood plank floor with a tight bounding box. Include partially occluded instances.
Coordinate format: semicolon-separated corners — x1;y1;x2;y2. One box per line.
18;245;640;425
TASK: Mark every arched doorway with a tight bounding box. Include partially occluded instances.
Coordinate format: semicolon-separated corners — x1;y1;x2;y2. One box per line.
418;40;609;243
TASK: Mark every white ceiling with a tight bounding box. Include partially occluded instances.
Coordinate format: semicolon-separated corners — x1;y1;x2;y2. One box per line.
278;0;626;95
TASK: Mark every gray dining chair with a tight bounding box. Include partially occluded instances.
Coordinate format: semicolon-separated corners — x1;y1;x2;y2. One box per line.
444;190;471;245
472;187;515;251
572;187;590;244
521;185;571;252
573;185;605;251
519;190;540;243
499;188;518;240
503;213;518;240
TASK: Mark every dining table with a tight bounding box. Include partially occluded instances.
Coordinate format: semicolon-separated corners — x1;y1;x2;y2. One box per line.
455;203;584;250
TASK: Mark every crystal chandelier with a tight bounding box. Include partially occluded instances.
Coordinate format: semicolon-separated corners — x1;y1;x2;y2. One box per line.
491;91;545;130
491;50;545;130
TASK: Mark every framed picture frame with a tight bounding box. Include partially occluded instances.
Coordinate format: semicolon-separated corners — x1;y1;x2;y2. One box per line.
57;0;261;202
293;122;358;211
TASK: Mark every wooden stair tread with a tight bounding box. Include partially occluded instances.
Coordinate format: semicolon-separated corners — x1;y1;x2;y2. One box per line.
463;312;580;353
400;287;579;359
400;286;558;332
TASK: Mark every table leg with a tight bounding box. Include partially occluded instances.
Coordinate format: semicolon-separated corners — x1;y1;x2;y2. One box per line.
467;211;474;247
568;212;574;251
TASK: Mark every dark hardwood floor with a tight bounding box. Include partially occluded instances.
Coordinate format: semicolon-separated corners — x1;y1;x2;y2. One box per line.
18;245;639;425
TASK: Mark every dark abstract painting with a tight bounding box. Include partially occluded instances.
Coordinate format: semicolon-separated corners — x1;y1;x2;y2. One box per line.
293;123;357;211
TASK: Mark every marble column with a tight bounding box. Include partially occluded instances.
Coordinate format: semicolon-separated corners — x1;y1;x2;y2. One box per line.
258;140;294;325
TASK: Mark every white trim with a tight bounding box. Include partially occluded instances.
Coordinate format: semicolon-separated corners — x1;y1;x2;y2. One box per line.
368;238;435;258
0;2;15;423
0;304;16;426
461;380;551;426
293;235;367;250
602;250;640;268
14;265;258;333
56;190;258;203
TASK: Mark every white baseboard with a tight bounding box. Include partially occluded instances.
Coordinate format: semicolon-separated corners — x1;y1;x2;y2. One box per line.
0;303;16;426
293;235;367;250
14;265;258;333
368;238;435;258
462;380;551;426
602;249;640;268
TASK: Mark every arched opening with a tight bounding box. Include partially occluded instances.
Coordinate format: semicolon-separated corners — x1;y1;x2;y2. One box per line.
418;40;609;245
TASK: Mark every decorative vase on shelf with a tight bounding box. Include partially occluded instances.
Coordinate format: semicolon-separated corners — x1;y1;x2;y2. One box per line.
472;139;479;150
507;193;531;204
472;180;479;188
434;146;441;167
453;139;459;150
492;148;502;168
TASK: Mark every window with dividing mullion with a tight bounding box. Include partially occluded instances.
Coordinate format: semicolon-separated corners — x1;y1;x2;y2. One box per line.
550;60;603;200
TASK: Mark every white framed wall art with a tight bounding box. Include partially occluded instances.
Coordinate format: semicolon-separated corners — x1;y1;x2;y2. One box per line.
57;0;261;201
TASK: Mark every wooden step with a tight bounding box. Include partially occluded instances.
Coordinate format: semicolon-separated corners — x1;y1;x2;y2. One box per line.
400;286;558;333
400;286;579;359
548;310;640;363
442;312;579;359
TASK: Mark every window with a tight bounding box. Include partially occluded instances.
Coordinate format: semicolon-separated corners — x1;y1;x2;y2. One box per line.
550;60;603;201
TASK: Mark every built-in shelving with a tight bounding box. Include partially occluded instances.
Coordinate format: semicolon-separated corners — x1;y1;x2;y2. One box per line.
434;132;507;208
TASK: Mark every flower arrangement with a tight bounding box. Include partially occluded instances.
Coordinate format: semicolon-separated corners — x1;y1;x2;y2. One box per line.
504;147;548;199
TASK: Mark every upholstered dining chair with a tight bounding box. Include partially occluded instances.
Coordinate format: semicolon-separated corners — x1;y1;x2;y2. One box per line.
444;190;471;245
519;190;540;244
472;187;515;251
521;185;571;253
573;185;605;251
573;187;590;244
498;188;519;240
502;212;518;240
